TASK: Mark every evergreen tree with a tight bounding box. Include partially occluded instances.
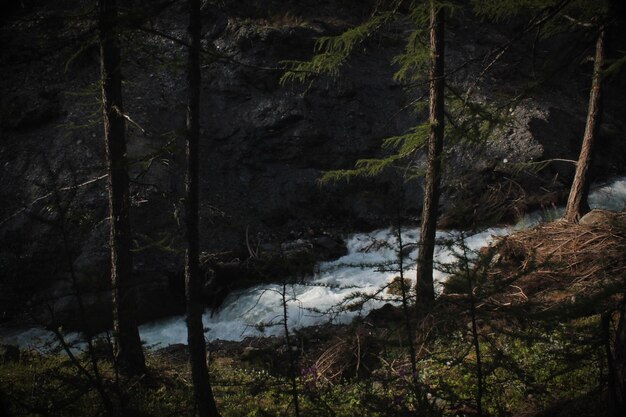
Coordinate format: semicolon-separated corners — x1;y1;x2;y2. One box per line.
603;295;626;417
98;0;146;376
472;0;614;222
473;3;625;413
416;0;445;305
282;1;447;303
184;1;222;416
564;24;606;222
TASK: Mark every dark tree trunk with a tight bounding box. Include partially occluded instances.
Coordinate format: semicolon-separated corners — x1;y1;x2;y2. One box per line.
416;0;445;306
614;299;626;417
98;0;145;376
604;296;626;417
184;1;222;416
564;25;605;222
282;282;301;417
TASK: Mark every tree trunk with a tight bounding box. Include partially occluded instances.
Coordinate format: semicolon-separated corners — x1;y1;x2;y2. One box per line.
564;25;606;222
604;296;626;417
416;0;445;306
98;0;146;376
614;299;626;417
184;1;222;416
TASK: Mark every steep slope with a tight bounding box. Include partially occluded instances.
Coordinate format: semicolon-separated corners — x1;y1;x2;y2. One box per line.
0;0;625;329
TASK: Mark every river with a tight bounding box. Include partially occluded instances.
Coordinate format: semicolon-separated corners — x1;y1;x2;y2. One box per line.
2;177;625;350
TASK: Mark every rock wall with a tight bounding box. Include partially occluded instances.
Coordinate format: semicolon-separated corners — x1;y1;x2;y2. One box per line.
0;0;624;329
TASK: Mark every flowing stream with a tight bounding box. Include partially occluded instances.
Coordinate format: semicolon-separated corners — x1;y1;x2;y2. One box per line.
2;177;625;350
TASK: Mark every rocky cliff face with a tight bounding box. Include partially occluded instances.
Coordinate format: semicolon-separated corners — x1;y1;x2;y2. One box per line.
1;0;624;330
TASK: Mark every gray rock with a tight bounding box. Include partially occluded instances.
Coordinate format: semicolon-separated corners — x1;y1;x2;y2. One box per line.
1;1;625;332
579;209;617;226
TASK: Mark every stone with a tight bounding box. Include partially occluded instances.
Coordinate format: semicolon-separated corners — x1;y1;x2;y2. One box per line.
1;0;626;335
579;209;616;226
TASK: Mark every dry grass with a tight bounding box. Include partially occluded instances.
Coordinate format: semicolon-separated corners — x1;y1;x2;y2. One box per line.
482;211;626;314
305;328;382;384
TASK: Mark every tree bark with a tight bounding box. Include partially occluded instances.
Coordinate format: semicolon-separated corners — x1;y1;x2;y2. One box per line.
416;0;445;306
185;1;222;416
98;0;146;376
564;25;606;222
604;296;626;417
614;298;626;417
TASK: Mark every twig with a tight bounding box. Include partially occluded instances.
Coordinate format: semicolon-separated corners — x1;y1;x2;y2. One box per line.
509;285;528;301
0;174;107;227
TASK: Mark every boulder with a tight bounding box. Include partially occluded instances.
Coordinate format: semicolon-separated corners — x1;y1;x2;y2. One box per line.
579;209;619;227
365;303;404;326
1;0;626;337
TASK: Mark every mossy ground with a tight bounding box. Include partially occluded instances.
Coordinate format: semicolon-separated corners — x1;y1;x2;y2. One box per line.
0;319;608;417
2;216;624;416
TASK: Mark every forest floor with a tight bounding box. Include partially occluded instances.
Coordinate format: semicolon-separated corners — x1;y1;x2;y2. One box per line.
1;211;625;417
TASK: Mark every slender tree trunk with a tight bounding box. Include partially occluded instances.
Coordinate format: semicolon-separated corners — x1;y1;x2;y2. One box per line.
416;0;445;306
185;2;221;416
462;237;483;417
396;224;423;407
613;298;626;417
282;282;301;417
99;0;146;376
604;295;626;417
564;25;606;222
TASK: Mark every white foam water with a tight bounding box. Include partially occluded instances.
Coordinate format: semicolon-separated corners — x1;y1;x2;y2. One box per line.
588;177;626;211
2;176;625;350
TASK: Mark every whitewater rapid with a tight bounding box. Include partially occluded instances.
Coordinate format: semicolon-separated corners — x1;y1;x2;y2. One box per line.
2;177;625;349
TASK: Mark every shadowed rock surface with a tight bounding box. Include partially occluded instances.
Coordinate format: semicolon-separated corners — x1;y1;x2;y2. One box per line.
0;0;625;330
